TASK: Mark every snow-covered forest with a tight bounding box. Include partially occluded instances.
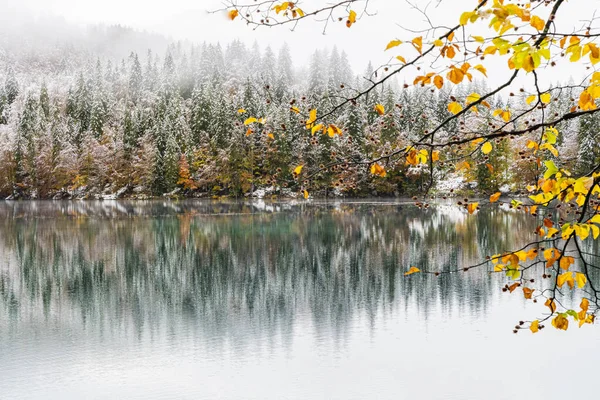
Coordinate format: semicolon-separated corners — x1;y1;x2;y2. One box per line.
0;23;598;199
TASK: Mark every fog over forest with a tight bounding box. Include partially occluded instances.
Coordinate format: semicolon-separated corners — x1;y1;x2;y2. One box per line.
0;13;597;200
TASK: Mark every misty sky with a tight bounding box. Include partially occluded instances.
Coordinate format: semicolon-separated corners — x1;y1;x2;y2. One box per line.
4;0;599;88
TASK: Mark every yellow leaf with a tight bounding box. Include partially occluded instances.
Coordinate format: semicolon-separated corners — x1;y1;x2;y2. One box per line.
466;93;481;105
293;165;304;175
526;95;536;105
460;11;477;26
303;190;309;199
530;15;545;30
493;109;511;122
290;106;300;114
305;109;317;129
575;272;587;288
385;40;402;51
545;298;556;313
447;102;463;114
405;266;421;276
530;320;539;333
296;8;305;17
433;39;444;47
433;75;444;89
396;56;407;64
523;287;534;300
374;104;385;115
482;142;493;154
246;128;254;136
467;202;479;215
432;151;440;162
412;37;423;54
473;64;487;77
447;67;465;84
311;123;324;136
346;10;357;27
472;35;485;43
228;9;239;20
244;117;258;125
370;163;387;177
490;192;501;203
327;124;343;137
540;93;551;104
557;272;574;289
552;314;569;330
237;108;247;114
559;256;574;270
267;133;275;140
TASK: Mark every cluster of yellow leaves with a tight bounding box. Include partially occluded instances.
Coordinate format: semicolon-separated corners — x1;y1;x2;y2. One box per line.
578;72;600;111
405;147;428;166
493;108;511;122
550;297;595;331
272;2;305;18
560;35;600;64
525;92;551;106
508;40;551;73
491;249;538;280
461;1;533;35
303;109;344;137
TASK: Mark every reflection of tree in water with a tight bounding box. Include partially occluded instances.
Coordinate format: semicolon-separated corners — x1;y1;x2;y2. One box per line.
0;200;574;345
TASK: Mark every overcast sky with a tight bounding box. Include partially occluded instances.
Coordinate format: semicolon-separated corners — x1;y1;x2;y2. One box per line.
4;0;599;89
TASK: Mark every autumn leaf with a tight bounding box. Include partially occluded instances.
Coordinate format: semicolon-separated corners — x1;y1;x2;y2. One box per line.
305;109;317;129
522;287;534;299
293;165;304;175
545;298;556;313
575;272;587;288
412;37;423;54
557;272;574;289
433;75;444;89
467;202;479;214
385;40;402;51
431;151;440;162
540;93;551;104
530;320;539;333
490;192;501;203
447;102;463;114
552;314;569;330
237;108;247;114
346;10;357;27
244;117;258;125
374;104;385;115
290;106;300;114
493;109;511;122
405;266;421;276
473;64;487;77
228;9;239;20
396;55;407;64
370;163;387;177
530;15;545;31
482;142;493;154
303;190;309;199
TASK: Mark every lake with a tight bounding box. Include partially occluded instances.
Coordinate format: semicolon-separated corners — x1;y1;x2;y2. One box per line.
0;199;598;400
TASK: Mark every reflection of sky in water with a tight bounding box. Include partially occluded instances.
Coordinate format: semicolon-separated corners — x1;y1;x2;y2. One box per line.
0;200;598;400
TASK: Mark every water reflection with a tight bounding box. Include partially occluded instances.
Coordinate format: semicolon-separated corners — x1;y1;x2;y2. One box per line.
0;200;554;341
2;200;600;400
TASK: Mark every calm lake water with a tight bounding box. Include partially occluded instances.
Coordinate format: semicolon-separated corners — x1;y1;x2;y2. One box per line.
0;199;598;400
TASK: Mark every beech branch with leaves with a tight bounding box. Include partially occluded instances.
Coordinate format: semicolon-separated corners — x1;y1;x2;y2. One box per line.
224;0;600;332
